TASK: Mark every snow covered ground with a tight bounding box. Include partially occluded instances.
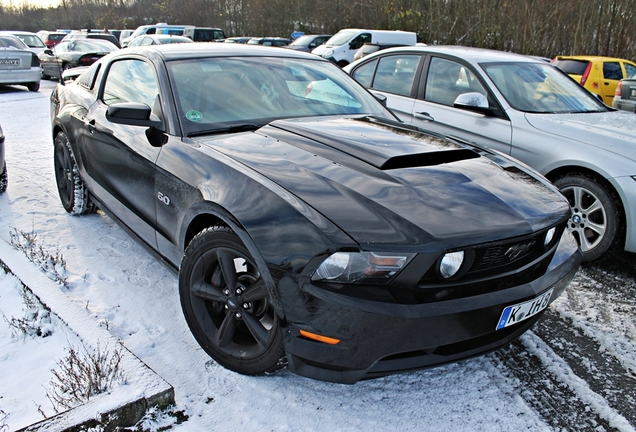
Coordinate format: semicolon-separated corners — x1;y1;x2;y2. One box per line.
0;80;634;431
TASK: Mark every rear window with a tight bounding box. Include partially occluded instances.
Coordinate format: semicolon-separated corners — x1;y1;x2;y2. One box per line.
50;34;66;41
552;59;590;75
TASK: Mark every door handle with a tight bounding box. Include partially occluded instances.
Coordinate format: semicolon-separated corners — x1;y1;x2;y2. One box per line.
415;111;435;121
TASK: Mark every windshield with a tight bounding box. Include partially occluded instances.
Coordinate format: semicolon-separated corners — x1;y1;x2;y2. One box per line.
167;56;388;136
324;30;358;47
15;34;46;48
482;62;608;113
289;35;314;47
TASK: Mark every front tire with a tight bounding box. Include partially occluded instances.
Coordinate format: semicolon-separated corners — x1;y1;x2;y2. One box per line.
0;162;7;193
554;173;624;262
26;82;40;92
53;132;96;215
179;226;286;375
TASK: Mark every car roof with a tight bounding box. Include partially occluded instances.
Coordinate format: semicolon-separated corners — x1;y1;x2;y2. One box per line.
124;42;325;62
554;55;635;63
364;45;538;64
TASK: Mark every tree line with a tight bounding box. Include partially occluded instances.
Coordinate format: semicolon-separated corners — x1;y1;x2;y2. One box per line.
1;0;634;60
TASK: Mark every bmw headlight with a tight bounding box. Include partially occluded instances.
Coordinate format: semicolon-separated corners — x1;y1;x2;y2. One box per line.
439;251;465;279
311;252;415;284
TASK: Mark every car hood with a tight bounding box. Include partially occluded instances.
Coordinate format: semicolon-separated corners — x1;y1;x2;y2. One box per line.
202;117;570;248
525;111;636;162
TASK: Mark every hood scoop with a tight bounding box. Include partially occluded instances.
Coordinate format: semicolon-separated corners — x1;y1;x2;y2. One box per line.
380;149;479;170
269;117;480;170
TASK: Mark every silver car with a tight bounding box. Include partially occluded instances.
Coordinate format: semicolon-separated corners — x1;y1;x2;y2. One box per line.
0;35;41;92
344;46;636;262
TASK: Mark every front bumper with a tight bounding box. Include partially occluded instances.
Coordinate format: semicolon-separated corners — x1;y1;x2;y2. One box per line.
280;230;582;384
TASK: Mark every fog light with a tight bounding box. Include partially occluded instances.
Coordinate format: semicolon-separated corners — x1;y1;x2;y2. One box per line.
440;251;465;278
544;227;556;247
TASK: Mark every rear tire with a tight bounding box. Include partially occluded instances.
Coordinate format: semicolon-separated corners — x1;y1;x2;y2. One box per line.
554;173;624;262
53;132;96;215
179;225;286;375
26;82;40;92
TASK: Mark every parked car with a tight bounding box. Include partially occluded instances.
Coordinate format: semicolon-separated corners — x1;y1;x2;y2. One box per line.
39;39;118;80
50;43;581;383
127;34;193;47
284;34;331;52
121;23;194;47
36;30;67;49
312;29;417;67
118;29;134;45
551;55;636;105
0;31;47;55
0;35;41;91
612;73;636;113
182;27;226;42
353;42;414;62
247;37;291;47
223;37;251;44
0;122;6;193
62;30;121;49
345;46;636;262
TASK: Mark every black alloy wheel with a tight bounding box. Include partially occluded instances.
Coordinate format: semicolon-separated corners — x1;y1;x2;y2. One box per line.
53;132;96;215
179;226;286;375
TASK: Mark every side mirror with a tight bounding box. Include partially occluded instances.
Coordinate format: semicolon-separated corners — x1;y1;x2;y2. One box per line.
44;49;54;56
453;92;493;115
371;91;388;107
106;102;162;128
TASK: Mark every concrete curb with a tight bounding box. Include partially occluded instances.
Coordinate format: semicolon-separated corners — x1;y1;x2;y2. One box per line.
0;239;175;431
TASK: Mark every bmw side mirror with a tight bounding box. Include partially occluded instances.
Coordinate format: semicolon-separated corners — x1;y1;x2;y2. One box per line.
454;92;492;115
371;91;388;107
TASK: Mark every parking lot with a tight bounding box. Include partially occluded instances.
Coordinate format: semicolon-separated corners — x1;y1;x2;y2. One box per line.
0;79;635;431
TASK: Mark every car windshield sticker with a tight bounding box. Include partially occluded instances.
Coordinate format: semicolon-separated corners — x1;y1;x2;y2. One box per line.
186;110;202;122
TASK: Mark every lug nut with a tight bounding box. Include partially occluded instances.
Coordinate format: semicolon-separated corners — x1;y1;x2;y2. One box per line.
223;289;230;296
235;312;242;318
243;302;251;309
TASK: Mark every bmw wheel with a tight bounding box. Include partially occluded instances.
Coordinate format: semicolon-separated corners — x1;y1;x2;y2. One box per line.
554;173;624;262
179;225;286;375
53;132;96;215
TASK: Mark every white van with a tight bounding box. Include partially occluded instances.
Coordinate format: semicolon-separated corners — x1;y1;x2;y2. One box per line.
121;23;194;47
312;29;417;67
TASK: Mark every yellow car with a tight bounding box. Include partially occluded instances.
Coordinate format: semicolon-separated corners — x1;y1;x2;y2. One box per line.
552;55;636;105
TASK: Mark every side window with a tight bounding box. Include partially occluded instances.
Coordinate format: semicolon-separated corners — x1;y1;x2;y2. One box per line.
102;59;159;108
147;28;156;35
603;62;622;80
351;59;377;88
78;62;101;90
425;57;487;106
350;33;370;50
623;63;636;79
371;54;421;96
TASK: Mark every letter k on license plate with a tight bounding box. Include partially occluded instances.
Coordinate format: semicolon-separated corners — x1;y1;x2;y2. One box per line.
496;288;553;330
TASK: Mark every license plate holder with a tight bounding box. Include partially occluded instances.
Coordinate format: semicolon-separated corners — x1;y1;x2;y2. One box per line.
496;288;553;330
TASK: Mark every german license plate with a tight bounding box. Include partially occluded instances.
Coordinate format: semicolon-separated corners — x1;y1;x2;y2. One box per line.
496;288;553;330
0;58;20;66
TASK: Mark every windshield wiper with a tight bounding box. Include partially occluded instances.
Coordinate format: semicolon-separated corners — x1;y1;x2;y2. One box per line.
187;123;261;137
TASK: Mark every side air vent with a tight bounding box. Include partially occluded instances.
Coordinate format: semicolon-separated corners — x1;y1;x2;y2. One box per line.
380;149;479;170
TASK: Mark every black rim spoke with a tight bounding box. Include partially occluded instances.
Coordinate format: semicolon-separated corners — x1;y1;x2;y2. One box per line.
217;312;237;348
191;281;227;302
241;278;267;302
242;310;270;348
217;249;238;291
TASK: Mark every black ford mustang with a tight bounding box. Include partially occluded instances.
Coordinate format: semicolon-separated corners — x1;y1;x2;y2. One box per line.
50;44;581;384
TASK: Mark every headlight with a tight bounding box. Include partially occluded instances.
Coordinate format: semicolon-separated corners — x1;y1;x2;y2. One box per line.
323;49;334;58
311;252;415;284
439;251;465;279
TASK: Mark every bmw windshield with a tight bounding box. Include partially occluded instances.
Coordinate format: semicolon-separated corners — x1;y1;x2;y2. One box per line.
482;62;610;114
167;56;389;136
